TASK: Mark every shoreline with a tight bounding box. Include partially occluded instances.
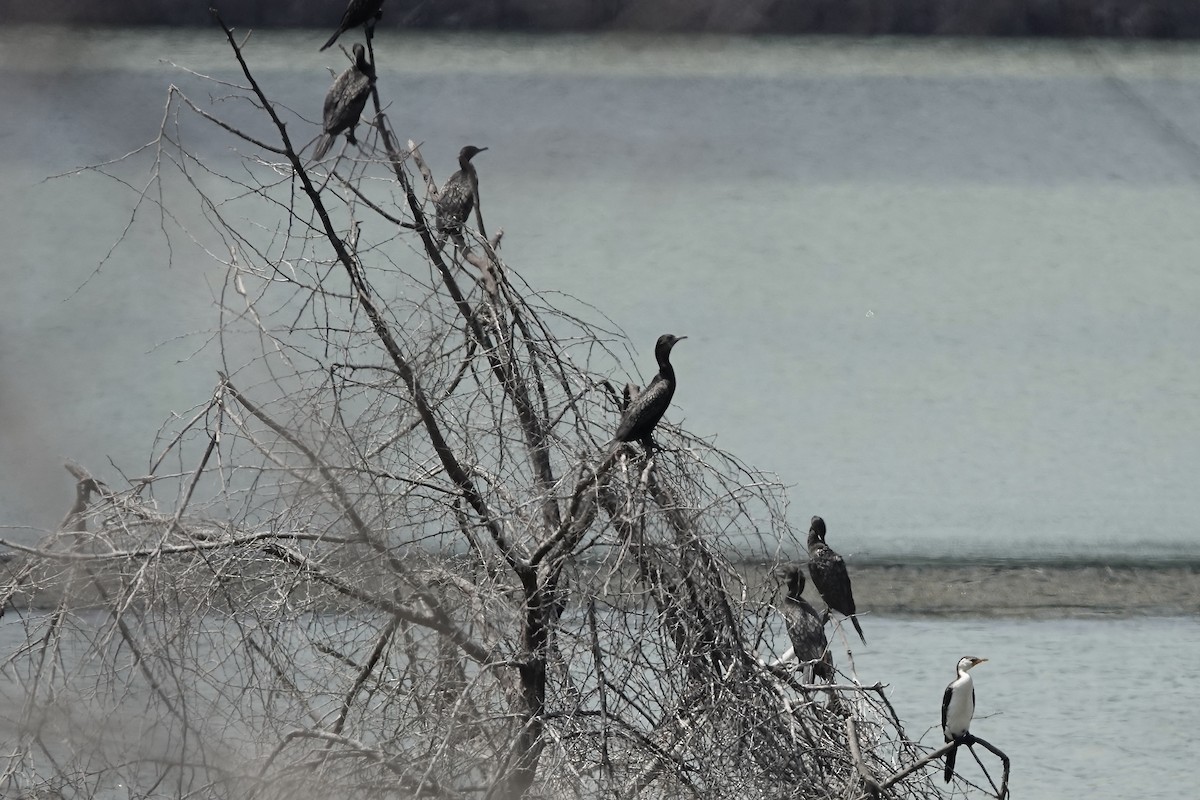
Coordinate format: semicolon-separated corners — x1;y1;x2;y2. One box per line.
801;564;1200;617
4;553;1197;618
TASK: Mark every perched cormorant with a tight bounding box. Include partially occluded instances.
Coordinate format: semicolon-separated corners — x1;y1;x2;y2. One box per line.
435;145;488;239
314;43;376;161
781;568;833;682
320;0;385;52
942;655;988;783
806;516;866;644
614;334;686;447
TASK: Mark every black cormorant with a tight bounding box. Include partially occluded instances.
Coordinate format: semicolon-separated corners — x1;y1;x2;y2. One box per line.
320;0;385;52
782;568;833;682
806;516;866;644
942;655;987;783
314;43;376;161
435;145;488;239
614;334;686;447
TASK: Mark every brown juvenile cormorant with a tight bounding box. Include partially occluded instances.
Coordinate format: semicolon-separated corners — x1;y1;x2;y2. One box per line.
435;145;488;239
614;334;686;447
314;43;376;161
320;0;385;52
942;655;987;782
781;568;833;682
806;516;866;644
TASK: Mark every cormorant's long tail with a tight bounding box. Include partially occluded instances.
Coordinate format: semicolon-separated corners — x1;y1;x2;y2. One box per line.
943;743;957;783
320;29;344;51
313;133;335;160
851;615;866;645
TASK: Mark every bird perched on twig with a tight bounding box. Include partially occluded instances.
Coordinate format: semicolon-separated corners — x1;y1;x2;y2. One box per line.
806;516;866;644
436;145;488;241
314;43;376;161
614;334;686;450
942;655;988;783
781;568;833;682
320;0;385;52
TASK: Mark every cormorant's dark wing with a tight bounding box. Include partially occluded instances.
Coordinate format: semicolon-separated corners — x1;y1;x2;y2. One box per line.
808;545;858;618
783;601;826;661
614;374;671;442
941;685;952;737
435;172;475;233
942;680;959;780
784;598;831;682
808;544;866;643
317;67;372;158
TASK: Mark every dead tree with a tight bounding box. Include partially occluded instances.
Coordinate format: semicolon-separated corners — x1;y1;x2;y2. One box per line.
0;14;977;800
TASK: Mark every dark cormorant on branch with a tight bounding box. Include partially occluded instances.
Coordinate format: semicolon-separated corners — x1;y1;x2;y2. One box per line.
614;334;686;447
320;0;385;51
942;655;987;782
436;145;488;239
314;43;376;161
782;568;832;682
806;516;866;644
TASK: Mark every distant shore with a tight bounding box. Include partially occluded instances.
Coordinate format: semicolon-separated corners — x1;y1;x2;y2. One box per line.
3;0;1200;38
4;553;1196;617
814;564;1200;617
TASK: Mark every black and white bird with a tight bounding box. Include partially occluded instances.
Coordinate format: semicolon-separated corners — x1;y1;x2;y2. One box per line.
781;568;832;682
614;334;686;449
806;516;866;644
435;145;488;240
942;655;988;783
313;43;376;160
320;0;385;51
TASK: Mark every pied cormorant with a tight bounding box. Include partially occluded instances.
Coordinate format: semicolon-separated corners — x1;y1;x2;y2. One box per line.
942;655;988;783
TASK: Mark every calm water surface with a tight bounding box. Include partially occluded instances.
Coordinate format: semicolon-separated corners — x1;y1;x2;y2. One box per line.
0;611;1193;800
2;29;1199;563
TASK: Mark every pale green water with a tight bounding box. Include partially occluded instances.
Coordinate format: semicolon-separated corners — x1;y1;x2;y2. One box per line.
3;28;1199;563
3;28;1198;800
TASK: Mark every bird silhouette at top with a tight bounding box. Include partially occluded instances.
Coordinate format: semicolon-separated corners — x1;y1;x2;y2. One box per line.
436;145;488;243
321;0;385;51
806;515;866;644
614;334;686;450
314;43;376;160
